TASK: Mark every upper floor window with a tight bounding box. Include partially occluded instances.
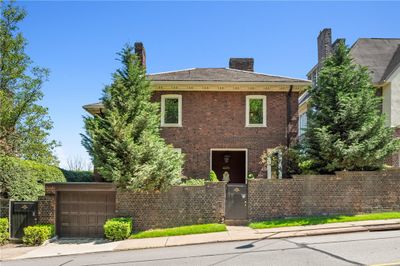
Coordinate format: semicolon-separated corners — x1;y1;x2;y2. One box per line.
246;95;267;127
161;94;182;127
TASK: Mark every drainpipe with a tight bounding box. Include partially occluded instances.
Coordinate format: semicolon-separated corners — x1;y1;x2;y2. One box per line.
286;85;293;147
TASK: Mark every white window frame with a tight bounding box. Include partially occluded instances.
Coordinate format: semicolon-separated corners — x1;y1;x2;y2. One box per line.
246;95;267;127
298;112;308;136
161;94;182;127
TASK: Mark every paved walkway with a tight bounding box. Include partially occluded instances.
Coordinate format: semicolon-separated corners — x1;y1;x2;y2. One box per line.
1;219;400;261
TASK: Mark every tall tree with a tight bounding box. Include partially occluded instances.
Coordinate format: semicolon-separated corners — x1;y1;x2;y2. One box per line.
82;45;183;191
301;41;400;173
0;1;58;165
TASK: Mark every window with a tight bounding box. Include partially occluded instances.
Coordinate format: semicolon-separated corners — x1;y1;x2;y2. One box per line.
299;112;308;136
246;95;266;127
161;95;182;127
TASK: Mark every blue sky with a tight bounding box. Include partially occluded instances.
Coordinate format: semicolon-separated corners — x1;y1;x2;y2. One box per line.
18;1;400;168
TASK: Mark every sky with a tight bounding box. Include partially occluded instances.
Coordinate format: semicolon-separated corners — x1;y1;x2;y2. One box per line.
17;1;400;169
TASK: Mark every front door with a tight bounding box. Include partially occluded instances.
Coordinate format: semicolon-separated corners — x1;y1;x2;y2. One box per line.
211;150;246;183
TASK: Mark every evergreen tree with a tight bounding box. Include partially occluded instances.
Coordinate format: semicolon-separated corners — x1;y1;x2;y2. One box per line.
301;41;400;173
0;1;58;165
82;45;183;191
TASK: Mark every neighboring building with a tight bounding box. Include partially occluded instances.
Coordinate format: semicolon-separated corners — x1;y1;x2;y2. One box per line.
299;28;400;166
84;43;310;183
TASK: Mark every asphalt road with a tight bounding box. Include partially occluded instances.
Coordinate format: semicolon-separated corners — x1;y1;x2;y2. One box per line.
3;230;400;266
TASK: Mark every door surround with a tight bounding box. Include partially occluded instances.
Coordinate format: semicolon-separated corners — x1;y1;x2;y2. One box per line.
209;148;248;184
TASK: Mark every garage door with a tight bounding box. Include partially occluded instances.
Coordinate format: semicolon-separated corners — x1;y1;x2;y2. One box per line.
57;191;115;237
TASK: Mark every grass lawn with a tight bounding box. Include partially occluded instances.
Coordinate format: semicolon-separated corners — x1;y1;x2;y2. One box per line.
249;212;400;229
130;223;227;239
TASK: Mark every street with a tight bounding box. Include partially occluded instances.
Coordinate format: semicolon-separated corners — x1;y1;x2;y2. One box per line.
2;230;400;266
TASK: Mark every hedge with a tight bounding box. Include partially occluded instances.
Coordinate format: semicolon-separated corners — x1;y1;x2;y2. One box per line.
0;217;9;245
60;169;94;182
22;224;55;246
104;218;132;241
0;156;66;201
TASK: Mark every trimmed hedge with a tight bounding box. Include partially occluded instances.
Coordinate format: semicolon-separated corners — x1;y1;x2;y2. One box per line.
104;218;132;241
0;217;9;245
60;169;94;182
22;224;55;246
0;156;66;201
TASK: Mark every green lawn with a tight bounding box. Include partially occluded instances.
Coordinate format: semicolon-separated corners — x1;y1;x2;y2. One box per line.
249;212;400;229
130;223;227;239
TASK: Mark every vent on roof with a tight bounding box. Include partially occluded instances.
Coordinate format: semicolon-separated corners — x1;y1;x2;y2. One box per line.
229;58;254;72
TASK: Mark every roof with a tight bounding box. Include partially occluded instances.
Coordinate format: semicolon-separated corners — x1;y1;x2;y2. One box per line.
307;38;400;84
148;68;310;84
350;38;400;83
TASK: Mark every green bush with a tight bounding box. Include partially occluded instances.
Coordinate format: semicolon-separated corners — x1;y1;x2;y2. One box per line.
0;156;66;200
0;218;9;245
60;169;94;182
180;178;205;186
22;224;55;246
104;217;132;241
209;171;218;182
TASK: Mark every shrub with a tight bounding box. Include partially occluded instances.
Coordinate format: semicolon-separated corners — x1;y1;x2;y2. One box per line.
60;169;94;182
22;224;55;246
0;156;66;200
0;218;9;245
209;171;218;182
180;178;205;186
104;217;132;241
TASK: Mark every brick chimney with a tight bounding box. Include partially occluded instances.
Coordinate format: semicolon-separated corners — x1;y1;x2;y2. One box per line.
317;28;332;63
229;58;254;72
134;42;146;68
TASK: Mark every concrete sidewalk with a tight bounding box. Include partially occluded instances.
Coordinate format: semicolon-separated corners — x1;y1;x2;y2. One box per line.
2;219;400;261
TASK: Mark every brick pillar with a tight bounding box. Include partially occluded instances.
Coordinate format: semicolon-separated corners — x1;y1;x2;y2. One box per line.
37;184;56;225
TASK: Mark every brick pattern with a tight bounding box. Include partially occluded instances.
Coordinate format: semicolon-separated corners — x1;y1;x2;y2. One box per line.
248;170;400;221
0;199;9;218
38;184;56;224
152;91;299;179
116;182;226;231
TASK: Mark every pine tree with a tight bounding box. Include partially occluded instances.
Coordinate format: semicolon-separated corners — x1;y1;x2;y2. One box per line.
0;1;58;165
301;41;400;173
82;45;183;191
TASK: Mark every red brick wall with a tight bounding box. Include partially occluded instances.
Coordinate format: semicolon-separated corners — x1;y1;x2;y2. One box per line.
152;91;299;179
248;170;400;221
116;182;226;231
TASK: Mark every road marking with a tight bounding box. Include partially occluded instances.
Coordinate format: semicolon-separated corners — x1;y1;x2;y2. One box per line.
370;262;400;266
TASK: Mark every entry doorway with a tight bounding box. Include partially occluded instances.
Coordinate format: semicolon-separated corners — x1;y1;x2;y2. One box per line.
210;149;247;184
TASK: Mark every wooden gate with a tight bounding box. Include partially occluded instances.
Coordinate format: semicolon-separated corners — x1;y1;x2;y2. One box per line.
10;201;38;239
57;190;115;238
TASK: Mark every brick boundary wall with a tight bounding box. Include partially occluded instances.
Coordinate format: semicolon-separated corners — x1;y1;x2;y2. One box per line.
248;170;400;221
116;182;226;231
37;184;57;224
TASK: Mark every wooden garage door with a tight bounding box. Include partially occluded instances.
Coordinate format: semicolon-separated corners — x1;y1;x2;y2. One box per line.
57;191;115;237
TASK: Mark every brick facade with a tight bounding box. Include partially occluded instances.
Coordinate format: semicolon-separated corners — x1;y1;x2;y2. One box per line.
248;170;400;221
152;91;299;179
116;182;226;231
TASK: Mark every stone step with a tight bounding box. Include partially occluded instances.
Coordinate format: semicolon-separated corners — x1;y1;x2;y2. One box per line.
224;219;249;226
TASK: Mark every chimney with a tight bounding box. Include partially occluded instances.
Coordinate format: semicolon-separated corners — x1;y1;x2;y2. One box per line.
229;58;254;72
317;28;332;63
332;38;346;52
134;42;146;68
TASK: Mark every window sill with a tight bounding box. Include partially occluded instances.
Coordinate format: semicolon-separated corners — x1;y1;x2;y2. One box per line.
161;124;182;128
245;124;267;128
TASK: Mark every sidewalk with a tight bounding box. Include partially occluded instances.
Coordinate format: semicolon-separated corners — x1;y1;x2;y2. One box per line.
2;219;400;261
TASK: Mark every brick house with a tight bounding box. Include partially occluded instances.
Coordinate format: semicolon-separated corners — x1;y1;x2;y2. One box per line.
84;43;310;183
299;29;400;166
